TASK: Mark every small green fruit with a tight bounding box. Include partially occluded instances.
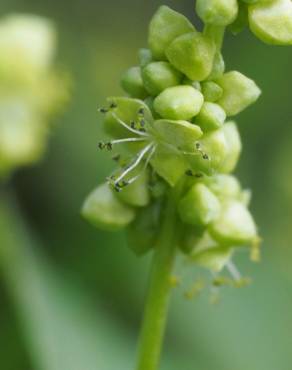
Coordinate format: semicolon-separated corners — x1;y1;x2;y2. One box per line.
216;71;261;116
121;66;147;99
81;183;135;231
142;61;182;96
220;121;242;173
178;183;221;226
249;0;292;45
153;85;204;120
148;5;194;59
201;81;223;102
210;200;257;245
195;102;226;131
166;31;216;81
196;0;238;26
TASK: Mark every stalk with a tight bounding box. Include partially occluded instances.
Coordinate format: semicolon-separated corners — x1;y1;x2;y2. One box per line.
135;184;182;370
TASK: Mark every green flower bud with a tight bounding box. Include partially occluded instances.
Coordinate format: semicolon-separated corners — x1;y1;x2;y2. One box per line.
196;0;238;26
178;224;205;254
153;119;203;151
216;71;261;116
195;102;226;131
207;52;225;80
206;174;241;200
153;86;204;120
104;97;153;138
120;66;147;99
81;183;135;231
116;167;150;207
148;5;195;60
142;61;182;96
150;144;188;186
249;0;292;45
187;128;228;175
201;81;223;102
178;183;221;226
188;232;232;272
210;200;257;245
138;48;153;68
220;121;242;173
166;31;216;81
127;204;158;256
186;80;202;91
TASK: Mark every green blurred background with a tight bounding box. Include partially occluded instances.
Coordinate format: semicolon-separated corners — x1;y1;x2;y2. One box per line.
1;0;292;369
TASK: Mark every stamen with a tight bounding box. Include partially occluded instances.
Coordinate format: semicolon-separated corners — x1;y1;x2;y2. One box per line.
226;261;241;281
111;112;150;137
98;107;108;114
114;143;154;185
125;144;157;186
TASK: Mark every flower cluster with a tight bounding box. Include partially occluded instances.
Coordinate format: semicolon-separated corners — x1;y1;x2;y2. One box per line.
82;3;286;279
0;14;69;177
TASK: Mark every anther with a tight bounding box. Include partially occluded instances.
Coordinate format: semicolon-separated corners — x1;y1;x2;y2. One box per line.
98;141;106;150
98;108;108;114
109;102;117;109
112;154;121;162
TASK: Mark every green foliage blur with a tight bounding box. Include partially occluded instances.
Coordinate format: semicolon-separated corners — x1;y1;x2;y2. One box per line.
1;0;292;369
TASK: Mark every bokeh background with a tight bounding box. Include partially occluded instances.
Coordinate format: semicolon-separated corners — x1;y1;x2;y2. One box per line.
1;0;292;369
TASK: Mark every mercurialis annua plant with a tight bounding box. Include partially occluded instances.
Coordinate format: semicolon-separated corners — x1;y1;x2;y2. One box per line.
82;2;292;370
0;14;69;177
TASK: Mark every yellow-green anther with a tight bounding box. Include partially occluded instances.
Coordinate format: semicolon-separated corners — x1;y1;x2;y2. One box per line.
150;144;188;186
210;200;257;245
138;48;153;68
166;31;216;81
220;121;242;173
187;128;228;175
104;97;153;138
153;119;203;151
207;52;225;80
81;183;135;231
121;66;148;99
178;183;221;226
142;61;182;96
195;102;226;131
116;168;150;207
201;81;223;102
196;0;238;26
216;71;261;116
249;0;292;45
148;5;195;60
153;85;204;120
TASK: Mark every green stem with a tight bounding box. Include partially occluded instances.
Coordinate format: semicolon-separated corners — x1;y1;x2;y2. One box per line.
135;185;182;370
204;24;225;50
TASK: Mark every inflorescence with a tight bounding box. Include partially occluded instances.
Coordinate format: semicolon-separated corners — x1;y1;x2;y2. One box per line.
82;1;292;290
